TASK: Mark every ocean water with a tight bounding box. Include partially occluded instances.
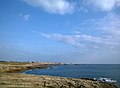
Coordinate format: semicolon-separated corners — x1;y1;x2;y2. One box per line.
23;64;120;87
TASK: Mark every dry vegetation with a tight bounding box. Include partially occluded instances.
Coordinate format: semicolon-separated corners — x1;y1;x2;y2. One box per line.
0;61;117;88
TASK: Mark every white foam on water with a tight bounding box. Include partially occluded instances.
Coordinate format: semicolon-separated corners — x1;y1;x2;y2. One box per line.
98;77;117;83
22;72;26;74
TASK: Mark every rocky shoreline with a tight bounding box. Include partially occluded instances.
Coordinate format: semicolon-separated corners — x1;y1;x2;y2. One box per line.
0;61;63;73
0;61;117;88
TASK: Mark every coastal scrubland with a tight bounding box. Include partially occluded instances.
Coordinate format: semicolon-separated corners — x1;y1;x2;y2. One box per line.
0;61;117;88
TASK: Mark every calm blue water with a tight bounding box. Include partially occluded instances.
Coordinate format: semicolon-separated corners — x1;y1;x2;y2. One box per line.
24;64;120;87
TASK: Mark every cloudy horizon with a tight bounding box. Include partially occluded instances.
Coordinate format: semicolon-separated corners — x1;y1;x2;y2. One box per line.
0;0;120;64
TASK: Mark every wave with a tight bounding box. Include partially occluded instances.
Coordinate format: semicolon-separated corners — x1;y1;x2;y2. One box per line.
98;77;117;83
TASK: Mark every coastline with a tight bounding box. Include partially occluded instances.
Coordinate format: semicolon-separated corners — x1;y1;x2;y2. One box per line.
0;61;117;88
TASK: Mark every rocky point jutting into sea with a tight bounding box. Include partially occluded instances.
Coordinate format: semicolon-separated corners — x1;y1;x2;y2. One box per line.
0;61;117;88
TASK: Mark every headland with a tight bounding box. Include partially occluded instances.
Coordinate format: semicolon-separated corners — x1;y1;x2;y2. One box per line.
0;61;117;88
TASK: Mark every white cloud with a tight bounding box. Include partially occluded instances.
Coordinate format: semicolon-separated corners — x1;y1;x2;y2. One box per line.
40;32;117;50
41;14;120;50
41;33;77;45
23;0;120;14
23;14;30;21
19;14;30;21
40;14;120;63
73;31;81;34
84;0;120;11
24;0;75;14
97;14;120;41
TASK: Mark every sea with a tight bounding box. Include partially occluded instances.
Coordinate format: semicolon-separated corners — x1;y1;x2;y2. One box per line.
23;64;120;87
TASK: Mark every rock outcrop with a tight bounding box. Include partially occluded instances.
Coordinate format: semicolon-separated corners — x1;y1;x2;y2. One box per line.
0;61;117;88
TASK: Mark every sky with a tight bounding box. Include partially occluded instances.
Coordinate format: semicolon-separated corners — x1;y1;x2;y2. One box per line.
0;0;120;64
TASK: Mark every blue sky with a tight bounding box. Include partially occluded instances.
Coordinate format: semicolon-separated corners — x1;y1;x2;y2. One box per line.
0;0;120;64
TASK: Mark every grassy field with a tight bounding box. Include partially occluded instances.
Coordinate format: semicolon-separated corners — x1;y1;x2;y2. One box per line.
0;61;58;73
0;61;117;88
